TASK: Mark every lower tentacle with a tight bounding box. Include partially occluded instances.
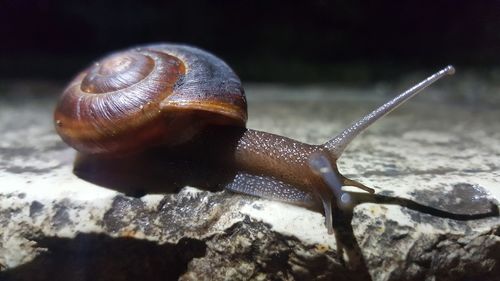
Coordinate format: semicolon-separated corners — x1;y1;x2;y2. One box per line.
342;177;375;193
320;196;334;234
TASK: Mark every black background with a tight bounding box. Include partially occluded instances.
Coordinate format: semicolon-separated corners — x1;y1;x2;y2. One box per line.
1;0;500;82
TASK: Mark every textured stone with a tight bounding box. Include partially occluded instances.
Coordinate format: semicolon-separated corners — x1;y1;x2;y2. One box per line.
0;79;499;281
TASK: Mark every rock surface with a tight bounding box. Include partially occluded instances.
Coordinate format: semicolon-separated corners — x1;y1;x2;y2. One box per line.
0;79;499;281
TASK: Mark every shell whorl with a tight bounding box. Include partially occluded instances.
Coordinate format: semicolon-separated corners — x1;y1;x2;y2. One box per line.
54;44;247;155
81;51;155;94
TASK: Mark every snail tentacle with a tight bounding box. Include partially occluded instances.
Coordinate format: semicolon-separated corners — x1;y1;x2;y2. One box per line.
325;65;455;158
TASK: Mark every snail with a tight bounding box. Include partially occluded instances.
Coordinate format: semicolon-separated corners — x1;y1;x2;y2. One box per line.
54;43;455;234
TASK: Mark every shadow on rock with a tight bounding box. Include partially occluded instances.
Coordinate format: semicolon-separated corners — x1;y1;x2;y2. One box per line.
73;149;231;197
0;233;206;281
331;205;373;281
353;192;499;221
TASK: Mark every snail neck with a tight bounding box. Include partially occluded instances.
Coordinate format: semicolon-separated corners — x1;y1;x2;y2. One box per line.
202;126;325;190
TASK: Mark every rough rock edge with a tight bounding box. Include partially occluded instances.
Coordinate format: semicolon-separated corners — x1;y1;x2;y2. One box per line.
1;187;499;281
353;204;500;281
0;188;348;281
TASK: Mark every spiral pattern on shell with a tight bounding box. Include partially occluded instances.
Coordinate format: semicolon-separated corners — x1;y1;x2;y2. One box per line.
54;44;247;155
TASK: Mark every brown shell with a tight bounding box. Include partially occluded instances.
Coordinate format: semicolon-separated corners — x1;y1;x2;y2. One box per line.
54;44;247;155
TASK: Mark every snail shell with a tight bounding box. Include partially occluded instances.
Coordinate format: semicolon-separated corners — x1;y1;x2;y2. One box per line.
54;44;247;155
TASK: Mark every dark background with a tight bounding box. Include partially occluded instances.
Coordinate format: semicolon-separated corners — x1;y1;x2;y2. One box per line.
1;0;500;83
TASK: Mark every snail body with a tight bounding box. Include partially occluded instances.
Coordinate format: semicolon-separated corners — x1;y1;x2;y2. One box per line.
54;43;455;233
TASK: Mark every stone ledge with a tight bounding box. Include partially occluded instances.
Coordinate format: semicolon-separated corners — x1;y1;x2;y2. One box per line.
1;83;499;280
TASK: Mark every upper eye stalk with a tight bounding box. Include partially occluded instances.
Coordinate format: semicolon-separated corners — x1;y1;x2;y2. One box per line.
309;65;455;234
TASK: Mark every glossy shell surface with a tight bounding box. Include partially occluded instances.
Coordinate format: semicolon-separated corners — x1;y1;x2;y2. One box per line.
54;44;247;155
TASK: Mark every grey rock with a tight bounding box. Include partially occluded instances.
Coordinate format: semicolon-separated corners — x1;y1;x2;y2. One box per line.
0;80;499;281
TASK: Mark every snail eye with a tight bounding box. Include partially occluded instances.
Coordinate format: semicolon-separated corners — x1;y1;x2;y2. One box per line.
308;152;352;208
